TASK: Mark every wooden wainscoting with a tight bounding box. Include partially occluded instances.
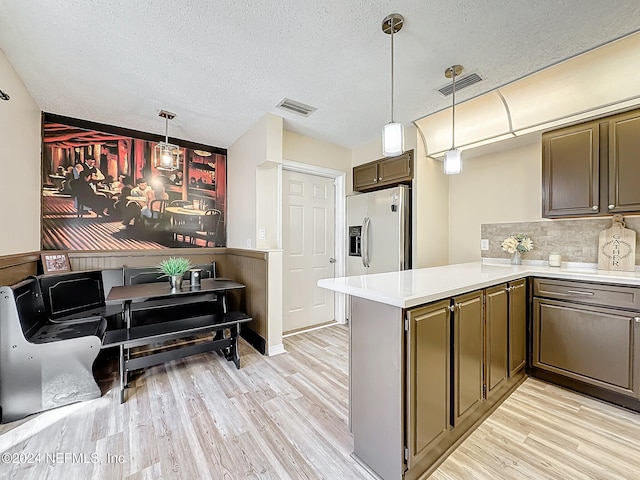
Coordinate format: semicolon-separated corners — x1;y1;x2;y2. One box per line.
223;249;268;354
67;248;228;271
0;252;40;286
0;247;269;354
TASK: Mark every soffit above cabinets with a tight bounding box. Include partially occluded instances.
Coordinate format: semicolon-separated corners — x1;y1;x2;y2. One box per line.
416;31;640;158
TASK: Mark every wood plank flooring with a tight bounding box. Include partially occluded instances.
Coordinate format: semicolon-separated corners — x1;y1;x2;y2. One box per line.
1;325;639;479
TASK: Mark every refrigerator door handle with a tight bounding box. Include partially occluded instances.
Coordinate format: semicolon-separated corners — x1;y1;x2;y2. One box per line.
362;217;371;268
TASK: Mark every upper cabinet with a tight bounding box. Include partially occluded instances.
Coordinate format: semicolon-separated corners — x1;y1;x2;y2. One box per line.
608;110;640;213
353;150;413;192
542;108;640;218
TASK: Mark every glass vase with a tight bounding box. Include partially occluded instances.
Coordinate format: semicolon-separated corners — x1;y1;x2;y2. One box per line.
511;251;522;265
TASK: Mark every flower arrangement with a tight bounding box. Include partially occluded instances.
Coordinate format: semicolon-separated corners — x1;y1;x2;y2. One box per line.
157;257;193;277
501;234;534;254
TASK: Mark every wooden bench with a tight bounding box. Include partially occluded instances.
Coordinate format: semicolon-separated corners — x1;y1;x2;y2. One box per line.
0;279;106;423
103;277;251;403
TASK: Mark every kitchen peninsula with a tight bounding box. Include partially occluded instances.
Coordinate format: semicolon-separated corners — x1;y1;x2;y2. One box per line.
318;261;640;480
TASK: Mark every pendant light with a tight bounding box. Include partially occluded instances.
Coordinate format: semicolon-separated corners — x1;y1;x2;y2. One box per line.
154;110;181;171
381;14;404;157
444;65;463;175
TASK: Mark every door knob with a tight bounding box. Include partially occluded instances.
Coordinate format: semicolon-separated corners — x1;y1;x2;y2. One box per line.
591;205;598;211
329;258;336;264
608;204;615;209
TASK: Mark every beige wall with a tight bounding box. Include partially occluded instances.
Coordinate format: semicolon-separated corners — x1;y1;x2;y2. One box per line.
283;130;351;172
413;133;449;268
448;139;542;264
227;113;283;249
0;49;41;256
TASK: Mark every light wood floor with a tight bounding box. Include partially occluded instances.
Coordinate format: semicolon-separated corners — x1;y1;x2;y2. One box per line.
1;325;639;480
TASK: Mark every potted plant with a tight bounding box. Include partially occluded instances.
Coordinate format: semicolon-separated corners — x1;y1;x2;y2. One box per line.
157;256;193;289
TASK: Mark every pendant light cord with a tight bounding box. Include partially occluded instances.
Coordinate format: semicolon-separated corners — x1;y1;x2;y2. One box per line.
451;69;456;150
390;17;395;123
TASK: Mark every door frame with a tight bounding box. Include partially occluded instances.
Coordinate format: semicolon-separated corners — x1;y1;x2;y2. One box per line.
279;160;347;325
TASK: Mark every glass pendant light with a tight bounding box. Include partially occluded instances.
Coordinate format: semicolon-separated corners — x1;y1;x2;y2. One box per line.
444;65;463;175
154;110;181;171
382;14;404;157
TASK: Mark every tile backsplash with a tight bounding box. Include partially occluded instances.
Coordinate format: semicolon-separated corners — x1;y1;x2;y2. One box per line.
481;216;640;264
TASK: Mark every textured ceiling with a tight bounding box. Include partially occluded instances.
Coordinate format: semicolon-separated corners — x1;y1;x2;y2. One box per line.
0;1;639;150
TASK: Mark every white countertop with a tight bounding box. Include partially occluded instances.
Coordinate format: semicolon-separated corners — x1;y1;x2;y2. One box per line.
317;260;640;308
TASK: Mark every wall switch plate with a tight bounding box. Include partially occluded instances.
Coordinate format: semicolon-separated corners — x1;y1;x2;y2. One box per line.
246;238;252;248
480;239;489;251
259;228;266;240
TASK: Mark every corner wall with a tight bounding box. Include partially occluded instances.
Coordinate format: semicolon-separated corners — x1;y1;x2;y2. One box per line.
0;49;41;255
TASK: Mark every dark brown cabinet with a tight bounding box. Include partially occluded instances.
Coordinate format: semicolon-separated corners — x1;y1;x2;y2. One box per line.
484;285;508;400
452;290;484;426
532;278;640;401
508;279;527;377
353;150;413;192
406;300;450;469
484;278;527;400
542;108;640;218
608;110;640;213
542;121;600;217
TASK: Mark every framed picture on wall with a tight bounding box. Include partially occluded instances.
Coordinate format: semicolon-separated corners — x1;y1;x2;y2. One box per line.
41;253;71;274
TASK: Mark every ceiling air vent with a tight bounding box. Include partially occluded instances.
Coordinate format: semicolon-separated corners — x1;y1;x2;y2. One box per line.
276;98;317;117
438;73;483;96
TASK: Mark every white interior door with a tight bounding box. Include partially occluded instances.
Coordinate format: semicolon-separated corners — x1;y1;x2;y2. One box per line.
283;170;335;333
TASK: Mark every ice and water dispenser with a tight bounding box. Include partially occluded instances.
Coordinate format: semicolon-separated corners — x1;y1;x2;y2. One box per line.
349;225;362;257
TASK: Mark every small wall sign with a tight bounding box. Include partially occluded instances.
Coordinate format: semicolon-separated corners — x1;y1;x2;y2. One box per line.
41;253;71;274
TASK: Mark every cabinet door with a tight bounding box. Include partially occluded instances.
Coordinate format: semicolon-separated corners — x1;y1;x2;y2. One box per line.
353;162;378;191
508;279;527;376
533;298;640;398
378;151;413;187
453;290;484;426
542;121;600;217
406;300;450;468
608;110;640;213
485;285;508;399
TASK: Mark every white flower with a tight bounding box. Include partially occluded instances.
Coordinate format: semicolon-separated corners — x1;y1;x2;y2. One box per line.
501;234;533;255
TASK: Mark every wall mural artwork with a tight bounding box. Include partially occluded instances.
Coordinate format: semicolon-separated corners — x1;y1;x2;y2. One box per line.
41;114;227;251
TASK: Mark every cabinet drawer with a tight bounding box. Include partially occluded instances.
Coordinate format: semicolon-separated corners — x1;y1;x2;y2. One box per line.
533;278;640;311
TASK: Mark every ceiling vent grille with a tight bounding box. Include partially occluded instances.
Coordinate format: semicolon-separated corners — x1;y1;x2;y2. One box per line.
438;73;483;96
276;98;317;117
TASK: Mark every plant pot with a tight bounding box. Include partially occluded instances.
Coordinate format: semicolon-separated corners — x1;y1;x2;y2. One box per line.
168;274;184;289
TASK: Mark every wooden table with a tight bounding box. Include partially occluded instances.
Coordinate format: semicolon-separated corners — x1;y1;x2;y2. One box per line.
104;278;250;403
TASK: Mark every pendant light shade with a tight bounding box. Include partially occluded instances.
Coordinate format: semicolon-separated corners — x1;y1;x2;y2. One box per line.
154;110;181;171
444;148;461;174
444;65;463;175
383;122;404;157
381;14;404;157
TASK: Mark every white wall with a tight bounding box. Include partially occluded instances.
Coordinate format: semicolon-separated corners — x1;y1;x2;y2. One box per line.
448;140;542;264
0;49;41;256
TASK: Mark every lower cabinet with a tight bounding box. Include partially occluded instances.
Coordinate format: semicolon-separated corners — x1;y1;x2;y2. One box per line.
508;279;527;376
406;300;450;468
452;290;484;426
533;297;640;398
485;285;508;399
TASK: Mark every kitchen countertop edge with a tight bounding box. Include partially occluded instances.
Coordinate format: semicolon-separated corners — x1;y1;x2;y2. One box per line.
317;261;640;309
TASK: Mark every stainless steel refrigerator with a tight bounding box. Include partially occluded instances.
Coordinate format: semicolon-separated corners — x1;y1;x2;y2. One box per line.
347;184;411;275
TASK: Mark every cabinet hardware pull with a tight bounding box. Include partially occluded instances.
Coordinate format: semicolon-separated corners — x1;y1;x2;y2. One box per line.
448;305;455;312
378;177;382;181
592;205;598;210
634;317;640;323
566;290;594;296
608;204;615;209
373;178;377;183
